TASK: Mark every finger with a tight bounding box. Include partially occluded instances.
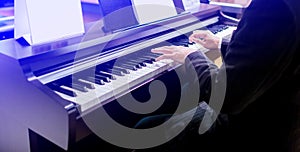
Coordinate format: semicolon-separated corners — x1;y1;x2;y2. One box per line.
155;54;174;61
189;34;199;43
152;45;181;53
159;45;181;50
189;33;206;43
151;47;174;54
193;30;206;35
190;37;206;46
189;36;197;43
189;34;196;43
192;33;207;39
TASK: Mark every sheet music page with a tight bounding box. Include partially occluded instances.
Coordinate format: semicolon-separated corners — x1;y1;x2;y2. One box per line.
131;0;178;25
25;0;84;44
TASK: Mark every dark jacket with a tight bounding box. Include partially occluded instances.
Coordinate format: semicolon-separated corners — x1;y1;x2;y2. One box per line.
185;0;300;151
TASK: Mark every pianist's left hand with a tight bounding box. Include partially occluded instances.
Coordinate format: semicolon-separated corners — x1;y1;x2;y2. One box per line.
151;46;197;63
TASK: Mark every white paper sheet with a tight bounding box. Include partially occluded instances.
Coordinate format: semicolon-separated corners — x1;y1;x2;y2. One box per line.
131;0;178;25
15;0;85;45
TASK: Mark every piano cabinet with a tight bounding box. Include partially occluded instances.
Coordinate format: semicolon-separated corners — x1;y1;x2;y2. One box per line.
0;3;236;152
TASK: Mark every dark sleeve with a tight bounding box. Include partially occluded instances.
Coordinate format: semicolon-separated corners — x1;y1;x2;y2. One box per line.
185;0;295;114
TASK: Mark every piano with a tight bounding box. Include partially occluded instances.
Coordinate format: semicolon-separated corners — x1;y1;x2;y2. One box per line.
0;3;238;152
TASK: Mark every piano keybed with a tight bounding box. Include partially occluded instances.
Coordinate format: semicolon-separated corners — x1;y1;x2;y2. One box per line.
46;23;236;113
47;51;175;112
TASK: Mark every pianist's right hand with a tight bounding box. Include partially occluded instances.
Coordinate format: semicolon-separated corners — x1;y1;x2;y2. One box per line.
189;30;221;50
151;46;197;63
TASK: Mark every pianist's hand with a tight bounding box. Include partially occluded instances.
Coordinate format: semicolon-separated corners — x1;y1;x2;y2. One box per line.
189;30;220;50
151;46;197;63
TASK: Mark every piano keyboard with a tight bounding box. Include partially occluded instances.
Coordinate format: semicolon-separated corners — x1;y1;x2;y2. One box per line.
188;24;237;53
48;24;236;112
47;52;176;112
209;24;237;39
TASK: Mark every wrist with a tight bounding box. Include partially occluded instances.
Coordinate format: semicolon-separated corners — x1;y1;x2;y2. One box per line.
217;37;222;50
182;49;198;63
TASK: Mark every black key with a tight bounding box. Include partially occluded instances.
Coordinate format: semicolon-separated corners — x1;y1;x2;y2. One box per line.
101;64;128;73
222;26;229;30
129;59;147;67
96;71;117;80
86;76;106;85
216;29;223;32
146;52;161;58
124;61;142;69
142;60;154;64
143;56;157;62
76;79;95;89
111;66;130;74
117;64;138;71
65;82;88;92
141;62;147;67
49;83;77;97
94;74;111;82
72;76;96;89
178;43;189;47
99;68;125;76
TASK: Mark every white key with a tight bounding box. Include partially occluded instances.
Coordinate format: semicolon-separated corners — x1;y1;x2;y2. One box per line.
55;59;174;112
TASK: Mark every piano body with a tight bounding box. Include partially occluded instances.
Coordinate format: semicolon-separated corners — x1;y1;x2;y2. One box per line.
0;3;237;152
